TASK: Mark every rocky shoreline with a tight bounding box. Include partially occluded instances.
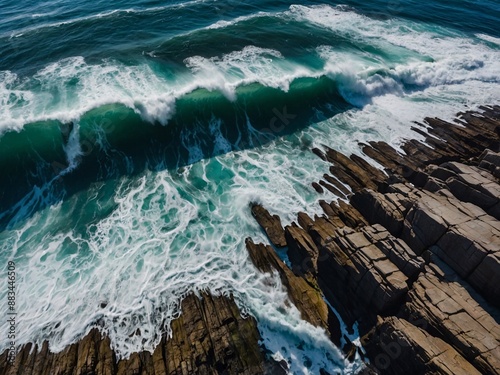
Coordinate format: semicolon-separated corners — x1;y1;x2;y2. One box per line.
2;105;500;374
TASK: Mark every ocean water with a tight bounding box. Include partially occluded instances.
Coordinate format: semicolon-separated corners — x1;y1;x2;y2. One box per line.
0;0;499;373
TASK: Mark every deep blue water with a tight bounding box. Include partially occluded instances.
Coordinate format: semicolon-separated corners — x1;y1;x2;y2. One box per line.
1;0;499;74
0;0;499;373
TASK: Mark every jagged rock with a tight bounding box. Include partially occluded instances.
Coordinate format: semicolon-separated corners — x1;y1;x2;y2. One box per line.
402;139;449;168
396;189;500;306
356;179;500;307
333;229;409;314
297;212;314;230
479;149;500;178
285;223;319;277
400;195;450;255
312;182;324;194
317;200;367;230
295;219;411;328
312;147;327;161
319;202;334;216
323;174;351;196
423;176;446;193
331;201;368;229
403;265;500;374
245;239;343;348
362;316;481;375
251;204;286;248
431;166;457;182
361;141;418;176
479;156;500;169
351;190;408;237
319;179;347;198
1;294;271;375
362;225;424;281
441;162;500;217
164;293;267;375
323;147;380;191
329;165;364;192
349;154;387;184
308;217;339;248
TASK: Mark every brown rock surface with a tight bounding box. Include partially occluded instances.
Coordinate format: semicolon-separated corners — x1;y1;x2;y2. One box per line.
363;316;482;375
164;293;267;375
403;264;500;374
351;190;409;237
251;204;286;248
0;293;272;375
245;238;343;348
282;216;416;329
285;223;319;278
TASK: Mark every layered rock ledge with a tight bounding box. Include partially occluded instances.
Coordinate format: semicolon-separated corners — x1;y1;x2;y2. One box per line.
249;105;500;374
3;105;500;374
0;293;281;375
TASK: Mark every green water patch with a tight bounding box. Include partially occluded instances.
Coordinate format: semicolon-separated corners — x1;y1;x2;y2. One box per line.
0;75;352;230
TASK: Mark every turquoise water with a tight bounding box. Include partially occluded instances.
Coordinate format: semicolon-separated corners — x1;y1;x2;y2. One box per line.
1;0;499;373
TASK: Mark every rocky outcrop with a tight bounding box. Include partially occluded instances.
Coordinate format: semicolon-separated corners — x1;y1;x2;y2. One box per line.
0;293;275;375
246;106;500;373
245;239;344;349
284;217;421;330
251;204;286;248
402;263;500;374
350;182;500;308
163;293;269;375
363;316;482;375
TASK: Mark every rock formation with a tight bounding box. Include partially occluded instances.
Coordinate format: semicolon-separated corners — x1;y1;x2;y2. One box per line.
247;105;500;374
0;293;279;375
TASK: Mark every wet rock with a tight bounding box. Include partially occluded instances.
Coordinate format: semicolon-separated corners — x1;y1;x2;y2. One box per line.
164;292;267;375
331;201;368;229
312;182;324;194
245;239;343;348
1;295;271;375
297;211;314;230
295;220;412;328
323;147;380;191
251;204;286;248
319;179;347;198
323;174;351;196
285;223;319;277
361;141;420;176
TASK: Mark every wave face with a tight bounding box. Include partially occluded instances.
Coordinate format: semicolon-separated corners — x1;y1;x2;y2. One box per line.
1;0;499;373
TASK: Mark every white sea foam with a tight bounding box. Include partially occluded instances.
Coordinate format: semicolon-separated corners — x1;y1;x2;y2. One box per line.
293;4;500;141
184;45;314;100
0;46;318;134
2;4;499;135
477;33;500;46
206;11;271;30
62;122;83;172
0;135;354;372
0;57;178;130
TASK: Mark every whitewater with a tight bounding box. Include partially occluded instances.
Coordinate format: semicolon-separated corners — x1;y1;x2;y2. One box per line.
0;1;499;373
